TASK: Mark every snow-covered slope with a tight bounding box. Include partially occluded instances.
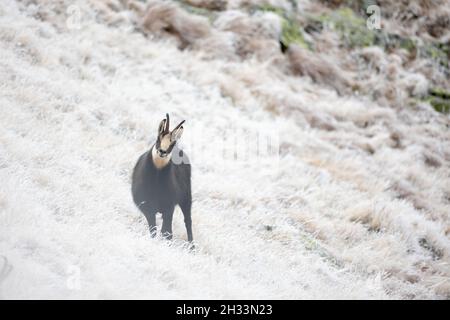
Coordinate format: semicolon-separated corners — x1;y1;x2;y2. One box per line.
0;0;449;299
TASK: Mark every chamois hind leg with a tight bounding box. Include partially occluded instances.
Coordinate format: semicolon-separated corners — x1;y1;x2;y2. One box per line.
180;201;193;243
161;206;174;240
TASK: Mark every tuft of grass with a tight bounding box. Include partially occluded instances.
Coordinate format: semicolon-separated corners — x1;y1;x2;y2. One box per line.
420;43;449;68
281;16;310;49
429;98;450;113
423;87;450;113
298;231;343;268
258;3;285;16
174;0;217;22
327;8;376;48
258;4;311;50
429;87;450;100
304;7;377;48
399;38;416;52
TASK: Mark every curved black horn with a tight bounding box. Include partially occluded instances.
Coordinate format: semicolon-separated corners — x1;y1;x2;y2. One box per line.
173;120;185;131
165;113;170;132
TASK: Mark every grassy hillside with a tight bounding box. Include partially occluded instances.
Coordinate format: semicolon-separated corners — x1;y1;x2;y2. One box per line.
0;0;449;299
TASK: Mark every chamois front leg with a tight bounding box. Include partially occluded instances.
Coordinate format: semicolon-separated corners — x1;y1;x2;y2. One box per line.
143;211;157;238
180;201;193;243
161;207;174;240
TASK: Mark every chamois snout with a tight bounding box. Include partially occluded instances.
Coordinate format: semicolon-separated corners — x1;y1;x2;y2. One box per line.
157;149;169;157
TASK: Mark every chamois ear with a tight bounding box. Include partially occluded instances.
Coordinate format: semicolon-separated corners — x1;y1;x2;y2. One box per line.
171;120;185;142
158;118;167;135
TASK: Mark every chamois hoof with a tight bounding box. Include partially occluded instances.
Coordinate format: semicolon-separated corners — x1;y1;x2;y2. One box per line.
149;228;157;238
161;232;173;241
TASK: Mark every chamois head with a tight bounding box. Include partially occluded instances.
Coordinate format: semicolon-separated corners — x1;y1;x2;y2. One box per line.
154;113;185;160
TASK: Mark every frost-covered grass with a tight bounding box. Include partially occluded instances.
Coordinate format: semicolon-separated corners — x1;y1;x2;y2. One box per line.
0;0;449;299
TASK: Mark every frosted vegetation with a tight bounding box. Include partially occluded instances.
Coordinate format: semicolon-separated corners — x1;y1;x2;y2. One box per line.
0;0;449;299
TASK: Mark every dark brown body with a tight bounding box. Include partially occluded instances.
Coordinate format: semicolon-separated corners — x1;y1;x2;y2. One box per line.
131;144;193;242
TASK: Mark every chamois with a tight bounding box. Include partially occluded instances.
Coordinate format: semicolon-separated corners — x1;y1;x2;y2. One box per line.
131;114;193;243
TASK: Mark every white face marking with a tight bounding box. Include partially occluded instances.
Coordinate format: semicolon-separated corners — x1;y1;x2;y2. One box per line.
152;145;171;169
160;134;171;151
